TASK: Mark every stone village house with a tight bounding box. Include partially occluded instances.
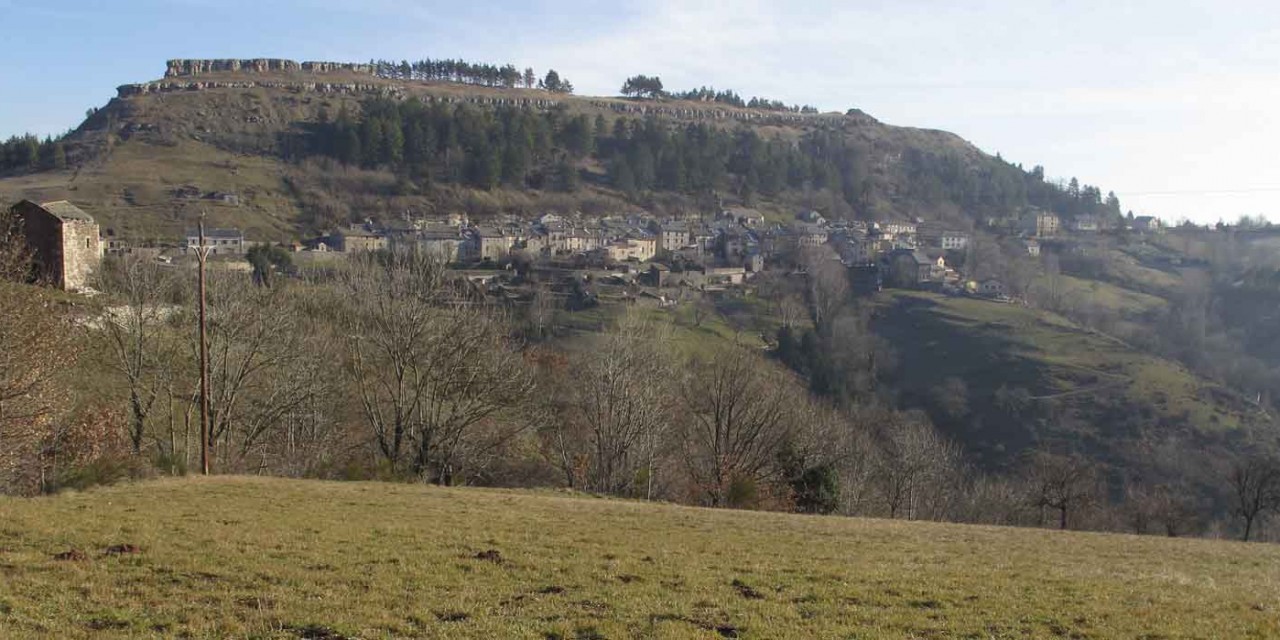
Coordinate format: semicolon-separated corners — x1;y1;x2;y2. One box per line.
10;200;102;291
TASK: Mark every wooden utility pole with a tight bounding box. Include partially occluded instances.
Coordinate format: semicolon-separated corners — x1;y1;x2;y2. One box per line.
196;216;212;475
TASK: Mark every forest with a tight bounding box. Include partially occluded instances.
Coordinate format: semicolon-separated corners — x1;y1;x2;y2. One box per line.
295;97;1124;224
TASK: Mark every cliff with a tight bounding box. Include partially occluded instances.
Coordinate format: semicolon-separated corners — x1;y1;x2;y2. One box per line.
164;58;375;77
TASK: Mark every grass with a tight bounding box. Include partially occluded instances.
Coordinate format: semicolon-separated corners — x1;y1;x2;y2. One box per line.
1;476;1278;639
871;291;1254;464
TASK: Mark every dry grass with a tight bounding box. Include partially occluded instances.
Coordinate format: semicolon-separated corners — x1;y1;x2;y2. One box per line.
1;477;1278;638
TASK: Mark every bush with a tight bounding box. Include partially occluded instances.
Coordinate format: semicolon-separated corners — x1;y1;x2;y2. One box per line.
792;464;841;514
47;455;154;493
726;475;759;509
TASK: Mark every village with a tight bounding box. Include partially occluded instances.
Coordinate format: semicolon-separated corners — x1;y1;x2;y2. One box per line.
13;198;1174;311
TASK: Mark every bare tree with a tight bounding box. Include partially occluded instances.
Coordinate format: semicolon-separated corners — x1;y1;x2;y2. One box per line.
800;245;849;334
754;271;805;329
679;346;797;507
1022;452;1100;530
559;312;676;496
0;216;78;491
339;250;534;483
873;414;964;520
525;282;557;340
97;255;180;453
0;206;32;283
1122;478;1203;537
201;272;317;471
1228;456;1280;542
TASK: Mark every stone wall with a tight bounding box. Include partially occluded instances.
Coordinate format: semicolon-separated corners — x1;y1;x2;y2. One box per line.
60;219;101;292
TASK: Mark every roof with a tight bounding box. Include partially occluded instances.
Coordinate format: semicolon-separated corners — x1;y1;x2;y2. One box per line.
185;228;243;239
16;200;96;223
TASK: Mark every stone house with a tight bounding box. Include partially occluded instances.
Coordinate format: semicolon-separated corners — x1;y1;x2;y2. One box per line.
333;225;387;253
979;279;1007;296
886;249;933;287
657;220;691;252
1132;216;1163;233
468;226;515;262
10;200;102;291
186;227;246;255
1070;215;1100;233
1021;209;1060;237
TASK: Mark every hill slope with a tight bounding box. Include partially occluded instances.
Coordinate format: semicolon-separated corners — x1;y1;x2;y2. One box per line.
0;60;1084;239
1;477;1277;639
872;291;1260;473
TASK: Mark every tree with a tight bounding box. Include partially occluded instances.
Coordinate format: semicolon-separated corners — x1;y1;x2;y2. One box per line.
540;69;573;94
873;415;963;519
1023;452;1099;530
0;216;79;492
563;313;675;496
96;255;180;453
1228;456;1280;541
338;250;534;483
202;272;319;470
679;346;798;507
800;245;850;334
621;75;665;99
245;244;293;287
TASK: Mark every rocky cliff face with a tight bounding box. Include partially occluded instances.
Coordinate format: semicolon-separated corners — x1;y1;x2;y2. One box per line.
117;80;399;98
164;59;375;77
131;59;874;128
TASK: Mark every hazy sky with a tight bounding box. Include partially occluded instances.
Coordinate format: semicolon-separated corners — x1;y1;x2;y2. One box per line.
2;0;1277;223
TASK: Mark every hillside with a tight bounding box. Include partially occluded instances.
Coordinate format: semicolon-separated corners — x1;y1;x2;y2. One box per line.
871;291;1260;474
1;477;1277;639
0;58;1075;240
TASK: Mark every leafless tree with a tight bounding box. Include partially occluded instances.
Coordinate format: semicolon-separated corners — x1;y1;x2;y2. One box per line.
1123;479;1202;538
679;346;798;507
1228;455;1280;542
1022;452;1100;530
0;206;32;283
800;245;849;334
0;291;78;491
526;282;557;340
823;306;894;403
873;414;964;520
200;272;319;471
338;249;535;483
754;271;805;329
560;312;676;496
97;255;180;453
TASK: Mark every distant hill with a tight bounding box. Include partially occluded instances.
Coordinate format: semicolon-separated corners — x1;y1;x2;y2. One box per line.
0;58;1119;240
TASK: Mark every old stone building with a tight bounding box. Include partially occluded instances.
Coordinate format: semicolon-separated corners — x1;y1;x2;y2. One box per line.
10;200;102;291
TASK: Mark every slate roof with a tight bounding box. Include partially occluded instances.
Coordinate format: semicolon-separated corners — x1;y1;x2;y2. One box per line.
31;200;95;223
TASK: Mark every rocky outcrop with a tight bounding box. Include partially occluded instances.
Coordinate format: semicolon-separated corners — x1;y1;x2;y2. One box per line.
117;80;400;98
133;59;867;127
164;59;374;77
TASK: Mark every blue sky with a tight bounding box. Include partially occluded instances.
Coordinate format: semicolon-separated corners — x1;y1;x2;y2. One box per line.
2;0;1277;223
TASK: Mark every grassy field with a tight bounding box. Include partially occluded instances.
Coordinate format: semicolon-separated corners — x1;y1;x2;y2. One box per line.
1;477;1278;639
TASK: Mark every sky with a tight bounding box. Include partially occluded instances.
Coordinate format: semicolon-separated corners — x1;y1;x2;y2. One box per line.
2;0;1277;224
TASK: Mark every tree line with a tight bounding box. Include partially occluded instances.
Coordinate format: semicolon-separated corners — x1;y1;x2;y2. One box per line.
621;75;819;113
0;134;67;176
367;57;573;93
296;97;1120;224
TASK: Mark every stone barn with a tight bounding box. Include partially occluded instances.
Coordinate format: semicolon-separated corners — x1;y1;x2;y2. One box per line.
10;200;102;291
